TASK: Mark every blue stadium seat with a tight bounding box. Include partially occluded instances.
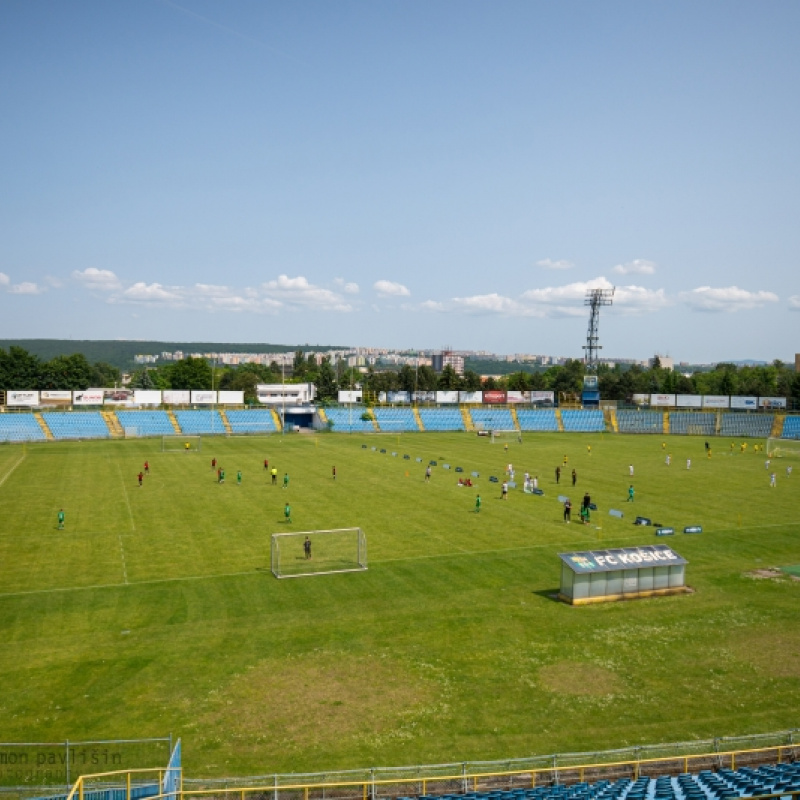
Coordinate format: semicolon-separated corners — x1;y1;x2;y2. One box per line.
42;412;110;439
470;408;515;431
720;413;774;438
116;410;175;437
669;413;717;436
616;410;663;434
561;410;606;432
373;408;420;432
0;413;46;442
174;410;226;435
324;408;376;433
226;409;278;434
418;409;465;431
516;409;559;431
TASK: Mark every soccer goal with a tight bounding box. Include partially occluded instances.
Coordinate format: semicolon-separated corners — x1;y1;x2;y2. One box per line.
491;429;522;444
161;434;202;453
766;437;800;458
271;527;367;578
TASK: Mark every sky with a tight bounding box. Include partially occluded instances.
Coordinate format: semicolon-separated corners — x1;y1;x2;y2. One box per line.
1;0;798;363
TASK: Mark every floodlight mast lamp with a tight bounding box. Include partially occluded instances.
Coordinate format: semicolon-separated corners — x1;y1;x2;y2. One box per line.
582;288;615;374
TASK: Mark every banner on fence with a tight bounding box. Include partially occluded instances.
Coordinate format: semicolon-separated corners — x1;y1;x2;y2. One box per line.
703;395;730;408
103;389;135;405
163;390;190;405
73;389;104;406
134;390;162;405
506;391;528;403
759;396;787;409
337;390;362;403
530;391;555;406
388;391;410;404
39;390;71;407
191;391;216;405
730;396;758;410
7;390;40;406
676;394;702;408
483;390;507;404
650;394;676;407
459;391;482;404
217;391;244;405
435;391;459;404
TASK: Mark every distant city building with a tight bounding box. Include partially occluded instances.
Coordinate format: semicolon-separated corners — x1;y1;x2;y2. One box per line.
650;355;675;371
431;351;465;375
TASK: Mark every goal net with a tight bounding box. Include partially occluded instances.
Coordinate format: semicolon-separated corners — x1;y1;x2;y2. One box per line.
766;437;800;458
161;434;201;452
271;527;367;578
491;429;522;444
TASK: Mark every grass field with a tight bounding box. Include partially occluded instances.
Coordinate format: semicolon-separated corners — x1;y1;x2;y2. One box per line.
1;431;799;779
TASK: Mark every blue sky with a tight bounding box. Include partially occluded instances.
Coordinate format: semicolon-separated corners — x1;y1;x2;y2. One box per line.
1;0;798;363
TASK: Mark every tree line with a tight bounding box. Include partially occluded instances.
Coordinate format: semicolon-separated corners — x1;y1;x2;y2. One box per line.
1;346;798;407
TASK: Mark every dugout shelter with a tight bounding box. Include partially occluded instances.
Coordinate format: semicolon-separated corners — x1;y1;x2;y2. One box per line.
558;545;689;605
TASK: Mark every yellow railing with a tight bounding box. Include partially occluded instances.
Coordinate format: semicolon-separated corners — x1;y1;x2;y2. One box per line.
65;744;800;800
66;767;177;800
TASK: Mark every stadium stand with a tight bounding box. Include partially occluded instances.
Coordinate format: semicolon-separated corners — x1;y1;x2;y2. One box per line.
116;410;176;437
720;413;775;439
669;412;717;436
781;416;800;439
324;407;376;433
516;409;559;431
42;411;110;439
616;410;663;434
394;762;800;800
0;413;46;442
561;409;605;432
417;408;466;431
225;409;279;434
470;408;515;431
174;410;227;435
373;408;420;432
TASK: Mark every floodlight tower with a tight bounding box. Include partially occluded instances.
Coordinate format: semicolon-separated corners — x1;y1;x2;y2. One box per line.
582;287;615;373
580;288;614;408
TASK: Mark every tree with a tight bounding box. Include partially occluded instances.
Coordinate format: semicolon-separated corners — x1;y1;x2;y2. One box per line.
416;365;438;391
437;364;460;390
167;357;213;390
461;369;482;391
38;354;95;390
506;371;530;391
0;346;41;390
314;357;338;402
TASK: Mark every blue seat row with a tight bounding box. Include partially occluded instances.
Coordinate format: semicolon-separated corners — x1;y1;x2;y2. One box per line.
374;408;420;432
324;408;376;432
617;411;663;434
226;409;278;433
470;409;515;431
116;410;175;437
561;410;605;432
42;412;110;439
517;409;559;431
0;414;46;442
418;409;465;431
719;413;774;438
669;413;717;436
174;410;226;435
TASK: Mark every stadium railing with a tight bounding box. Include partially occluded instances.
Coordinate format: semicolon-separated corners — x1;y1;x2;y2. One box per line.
57;739;800;800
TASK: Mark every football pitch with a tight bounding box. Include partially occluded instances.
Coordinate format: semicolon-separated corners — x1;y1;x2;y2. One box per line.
0;431;799;777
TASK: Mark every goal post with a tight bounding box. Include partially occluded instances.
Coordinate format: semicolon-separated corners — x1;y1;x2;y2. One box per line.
491;429;522;444
271;527;367;578
161;434;202;452
766;437;800;458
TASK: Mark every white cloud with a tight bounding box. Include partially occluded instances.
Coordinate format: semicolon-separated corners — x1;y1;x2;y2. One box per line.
122;282;184;303
333;278;360;294
788;295;800;310
72;267;123;291
261;274;353;312
9;282;44;295
680;285;779;312
420;300;445;312
0;272;10;286
451;293;526;315
536;258;574;270
612;259;657;275
374;279;410;297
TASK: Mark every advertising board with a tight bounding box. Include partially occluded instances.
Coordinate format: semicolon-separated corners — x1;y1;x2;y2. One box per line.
650;394;676;407
703;395;730;409
217;391;244;405
191;391;216;405
7;390;39;406
730;396;758;410
676;394;702;408
483;390;507;404
133;390;162;405
39;390;72;407
73;389;104;406
163;390;190;405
